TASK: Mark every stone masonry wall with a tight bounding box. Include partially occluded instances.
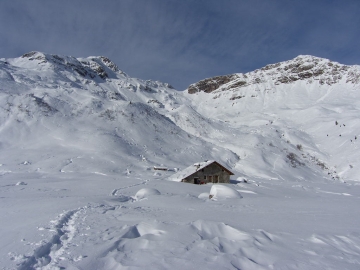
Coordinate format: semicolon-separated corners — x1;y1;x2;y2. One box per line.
183;162;230;184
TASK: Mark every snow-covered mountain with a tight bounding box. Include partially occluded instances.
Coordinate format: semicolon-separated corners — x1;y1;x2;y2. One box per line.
0;51;240;176
182;55;360;182
188;55;360;95
1;52;360;269
1;52;360;182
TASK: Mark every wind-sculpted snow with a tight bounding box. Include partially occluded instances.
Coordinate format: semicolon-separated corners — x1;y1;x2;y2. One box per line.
3;174;360;269
209;184;243;200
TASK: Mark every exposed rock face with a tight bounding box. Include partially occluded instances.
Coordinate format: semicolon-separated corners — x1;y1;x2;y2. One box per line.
187;55;360;94
273;56;352;85
187;74;238;94
99;56;119;72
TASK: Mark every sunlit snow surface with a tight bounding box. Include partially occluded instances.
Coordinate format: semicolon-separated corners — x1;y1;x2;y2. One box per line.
1;52;360;269
2;173;360;269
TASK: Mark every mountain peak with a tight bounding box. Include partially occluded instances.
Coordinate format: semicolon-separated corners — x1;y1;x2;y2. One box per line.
187;55;360;94
21;51;46;59
14;51;126;80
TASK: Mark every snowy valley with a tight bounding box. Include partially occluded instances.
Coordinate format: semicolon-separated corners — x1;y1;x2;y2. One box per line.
1;52;360;269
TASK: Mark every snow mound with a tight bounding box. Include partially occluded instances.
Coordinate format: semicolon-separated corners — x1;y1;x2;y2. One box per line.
198;192;210;200
122;222;166;239
209;184;242;200
191;220;250;241
134;188;161;200
100;219;259;269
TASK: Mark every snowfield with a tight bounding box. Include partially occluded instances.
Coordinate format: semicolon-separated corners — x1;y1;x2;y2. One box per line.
1;52;360;269
2;172;360;269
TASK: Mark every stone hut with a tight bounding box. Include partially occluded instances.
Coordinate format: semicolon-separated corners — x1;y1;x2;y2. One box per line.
170;160;234;184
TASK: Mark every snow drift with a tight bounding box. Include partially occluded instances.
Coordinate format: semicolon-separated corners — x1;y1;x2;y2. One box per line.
209;184;243;200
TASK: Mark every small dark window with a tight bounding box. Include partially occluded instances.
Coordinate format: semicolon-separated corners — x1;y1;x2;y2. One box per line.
204;175;207;180
202;169;204;172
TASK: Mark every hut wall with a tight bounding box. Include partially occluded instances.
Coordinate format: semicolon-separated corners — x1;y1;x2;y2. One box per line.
183;163;230;184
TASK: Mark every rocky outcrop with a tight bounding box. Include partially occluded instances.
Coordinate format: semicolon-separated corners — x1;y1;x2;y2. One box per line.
99;56;119;72
187;74;238;94
272;56;352;85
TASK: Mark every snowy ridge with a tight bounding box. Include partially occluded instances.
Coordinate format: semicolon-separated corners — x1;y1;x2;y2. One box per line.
187;55;360;94
16;51;124;80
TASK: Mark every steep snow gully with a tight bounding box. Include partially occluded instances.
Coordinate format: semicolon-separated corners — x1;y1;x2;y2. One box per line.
1;52;360;269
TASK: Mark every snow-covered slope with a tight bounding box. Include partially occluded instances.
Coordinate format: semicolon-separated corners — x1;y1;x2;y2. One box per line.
182;55;360;182
0;52;239;176
1;52;360;269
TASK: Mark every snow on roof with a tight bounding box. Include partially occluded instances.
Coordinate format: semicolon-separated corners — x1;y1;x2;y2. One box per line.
169;160;214;182
169;160;233;182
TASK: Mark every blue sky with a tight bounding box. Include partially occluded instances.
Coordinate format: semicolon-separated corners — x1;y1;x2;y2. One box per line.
1;0;359;89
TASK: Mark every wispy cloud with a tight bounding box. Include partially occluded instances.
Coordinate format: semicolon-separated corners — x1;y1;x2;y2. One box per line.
0;0;359;89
